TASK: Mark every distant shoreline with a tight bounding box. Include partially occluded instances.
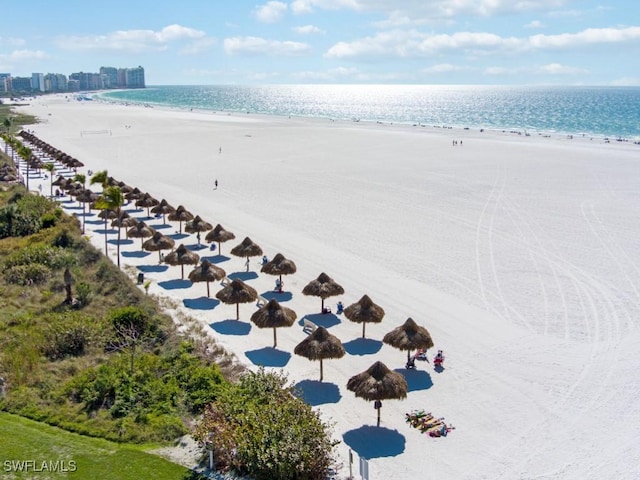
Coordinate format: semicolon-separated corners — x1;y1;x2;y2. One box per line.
92;84;640;142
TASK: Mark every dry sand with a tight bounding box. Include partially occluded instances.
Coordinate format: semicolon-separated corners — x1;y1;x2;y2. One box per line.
13;94;640;480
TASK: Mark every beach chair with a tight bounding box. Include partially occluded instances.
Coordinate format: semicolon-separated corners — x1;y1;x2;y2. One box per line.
303;319;317;333
256;295;268;307
220;276;231;286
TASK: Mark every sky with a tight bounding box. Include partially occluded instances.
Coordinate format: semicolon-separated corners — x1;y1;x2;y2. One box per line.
1;0;639;86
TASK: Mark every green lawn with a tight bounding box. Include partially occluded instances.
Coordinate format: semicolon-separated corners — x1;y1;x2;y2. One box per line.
0;412;203;480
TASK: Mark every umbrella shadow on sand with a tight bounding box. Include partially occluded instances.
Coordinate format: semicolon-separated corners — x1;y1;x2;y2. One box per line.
201;254;230;264
108;238;133;245
148;223;172;230
343;338;383;356
245;347;291;367
169;232;190;240
183;297;219;310
158;279;192;290
301;313;340;329
343;426;406;458
229;271;258;281
137;264;168;273
294;380;341;405
122;250;151;258
261;291;293;303
210;320;252;336
394;368;433;392
93;228;118;235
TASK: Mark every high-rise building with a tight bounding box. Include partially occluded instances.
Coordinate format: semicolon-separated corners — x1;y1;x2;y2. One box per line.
99;67;118;88
0;73;10;93
31;73;45;92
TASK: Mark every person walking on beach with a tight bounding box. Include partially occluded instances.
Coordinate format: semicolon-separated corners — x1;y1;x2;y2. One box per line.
245;257;250;272
214;179;218;189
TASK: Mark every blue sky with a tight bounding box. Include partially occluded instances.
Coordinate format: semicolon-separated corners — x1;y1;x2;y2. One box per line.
1;0;638;85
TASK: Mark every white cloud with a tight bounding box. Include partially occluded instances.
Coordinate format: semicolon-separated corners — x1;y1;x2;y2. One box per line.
254;1;288;23
54;24;207;53
324;26;640;60
525;20;543;29
3;49;48;61
224;36;312;56
529;26;640;48
422;63;468;74
537;63;588;75
0;37;25;47
293;25;325;35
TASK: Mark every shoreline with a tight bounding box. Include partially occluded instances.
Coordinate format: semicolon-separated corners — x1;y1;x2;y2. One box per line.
91;86;640;143
12;96;640;479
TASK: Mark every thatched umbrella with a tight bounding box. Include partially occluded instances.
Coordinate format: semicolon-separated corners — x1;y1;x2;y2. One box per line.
111;213;138;237
382;317;434;364
347;361;408;427
204;223;236;254
294;326;345;381
188;259;226;297
302;272;345;312
124;187;143;204
344;294;385;339
164;243;200;280
127;220;155;249
230;237;263;271
260;253;297;287
150;198;175;224
185;215;213;245
215;278;257;320
135;192;159;217
142;231;175;263
75;188;99;234
167;205;194;234
250;298;297;348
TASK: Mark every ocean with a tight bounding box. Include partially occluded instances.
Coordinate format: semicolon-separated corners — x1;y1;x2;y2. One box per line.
96;85;640;139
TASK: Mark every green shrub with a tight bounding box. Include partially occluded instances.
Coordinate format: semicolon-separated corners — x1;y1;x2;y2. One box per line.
75;281;91;307
3;244;67;269
5;263;50;285
53;228;75;248
40;212;58;228
41;312;97;360
194;369;336;480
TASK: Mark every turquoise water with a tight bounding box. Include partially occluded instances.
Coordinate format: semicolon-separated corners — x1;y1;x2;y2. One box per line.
96;85;640;139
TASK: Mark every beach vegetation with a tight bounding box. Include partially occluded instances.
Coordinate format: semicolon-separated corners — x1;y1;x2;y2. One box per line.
0;153;338;475
194;368;337;480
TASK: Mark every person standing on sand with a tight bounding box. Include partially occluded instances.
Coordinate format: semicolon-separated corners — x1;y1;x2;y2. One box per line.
214;179;218;189
245;258;250;272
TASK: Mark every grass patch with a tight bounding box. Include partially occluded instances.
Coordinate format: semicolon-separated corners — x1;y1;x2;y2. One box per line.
0;412;204;480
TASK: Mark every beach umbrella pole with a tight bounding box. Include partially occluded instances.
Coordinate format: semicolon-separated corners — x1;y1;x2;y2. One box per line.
236;303;240;320
206;280;210;298
362;323;366;338
377;405;381;427
273;327;277;348
320;359;324;382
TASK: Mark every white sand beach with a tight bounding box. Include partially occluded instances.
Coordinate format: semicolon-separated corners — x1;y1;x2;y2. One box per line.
13;95;640;479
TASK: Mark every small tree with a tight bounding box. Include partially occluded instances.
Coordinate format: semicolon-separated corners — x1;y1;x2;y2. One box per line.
107;306;154;375
94;186;124;267
42;163;55;197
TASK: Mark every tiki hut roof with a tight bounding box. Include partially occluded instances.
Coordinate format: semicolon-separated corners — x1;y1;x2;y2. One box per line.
142;231;175;253
302;272;345;311
126;220;155;240
382;318;434;353
215;279;258;319
260;253;297;278
346;361;408;402
250;298;297;347
150;198;175;215
230;236;263;259
185;215;213;234
344;294;385;338
188;260;226;297
164;244;200;279
167;205;194;222
294;326;345;381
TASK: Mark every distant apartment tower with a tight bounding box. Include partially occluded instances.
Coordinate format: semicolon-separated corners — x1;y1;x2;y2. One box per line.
69;72;102;91
31;73;45;92
115;66;145;89
10;77;32;93
99;67;118;88
44;73;68;92
0;73;10;93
